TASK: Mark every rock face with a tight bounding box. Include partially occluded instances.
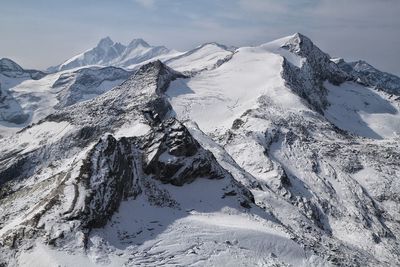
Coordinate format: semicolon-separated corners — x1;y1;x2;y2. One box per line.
143;119;226;186
80;134;142;229
80;117;243;229
0;34;400;266
280;33;349;113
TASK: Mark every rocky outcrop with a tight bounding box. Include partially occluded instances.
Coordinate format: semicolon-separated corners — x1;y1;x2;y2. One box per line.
336;58;400;96
79;135;142;228
143;119;226;186
281;33;349;113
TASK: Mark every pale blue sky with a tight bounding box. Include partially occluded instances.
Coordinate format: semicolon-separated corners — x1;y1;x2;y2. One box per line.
1;0;399;75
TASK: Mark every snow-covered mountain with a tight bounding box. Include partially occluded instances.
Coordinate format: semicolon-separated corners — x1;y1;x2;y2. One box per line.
0;61;131;137
1;33;400;266
165;42;235;73
49;37;175;72
0;58;45;81
0;58;46;134
334;58;400;96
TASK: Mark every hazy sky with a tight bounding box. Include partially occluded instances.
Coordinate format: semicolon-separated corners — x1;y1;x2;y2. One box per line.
1;0;399;75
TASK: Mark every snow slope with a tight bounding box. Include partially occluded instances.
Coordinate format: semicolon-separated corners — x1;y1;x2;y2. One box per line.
0;58;46;135
166;43;234;73
84;178;319;267
324;81;400;139
18;179;323;267
167;46;307;133
0;66;130;136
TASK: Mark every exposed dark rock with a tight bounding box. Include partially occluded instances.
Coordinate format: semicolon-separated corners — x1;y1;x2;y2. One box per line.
240;200;252;209
281;33;349;113
232;118;245;130
79;135;142;228
223;190;237;197
143;119;225;186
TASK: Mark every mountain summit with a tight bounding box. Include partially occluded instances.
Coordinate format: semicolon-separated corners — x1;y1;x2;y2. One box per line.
48;37;172;72
0;58;24;73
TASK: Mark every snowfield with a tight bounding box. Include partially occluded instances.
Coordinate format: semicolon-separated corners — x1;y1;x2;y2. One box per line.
167;46;307;133
324;81;400;139
166;43;233;73
19;178;326;267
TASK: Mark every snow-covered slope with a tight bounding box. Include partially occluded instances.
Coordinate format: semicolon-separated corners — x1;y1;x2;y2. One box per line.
166;43;234;74
0;65;131;137
1;33;400;267
0;58;46;135
51;66;131;108
324;81;400;139
50;37;175;72
167;45;300;133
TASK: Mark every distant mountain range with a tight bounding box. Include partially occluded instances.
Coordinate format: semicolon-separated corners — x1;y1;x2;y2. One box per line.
48;37;175;72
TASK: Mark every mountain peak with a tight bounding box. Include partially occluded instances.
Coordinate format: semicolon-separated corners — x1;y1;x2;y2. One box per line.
293;32;308;40
128;38;150;48
0;58;24;72
199;42;230;51
97;36;114;49
52;37;171;72
352;60;374;70
281;32;314;56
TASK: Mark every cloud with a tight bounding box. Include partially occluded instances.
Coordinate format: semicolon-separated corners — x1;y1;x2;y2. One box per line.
238;0;289;14
308;0;400;27
134;0;155;9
